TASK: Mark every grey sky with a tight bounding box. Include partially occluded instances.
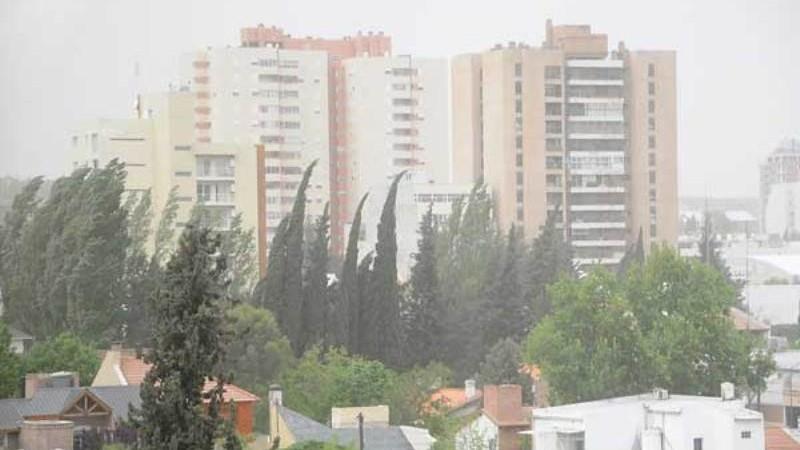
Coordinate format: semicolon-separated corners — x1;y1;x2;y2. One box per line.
0;0;798;198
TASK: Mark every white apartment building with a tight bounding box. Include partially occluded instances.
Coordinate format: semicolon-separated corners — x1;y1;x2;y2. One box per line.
184;47;330;248
342;56;450;210
531;387;764;450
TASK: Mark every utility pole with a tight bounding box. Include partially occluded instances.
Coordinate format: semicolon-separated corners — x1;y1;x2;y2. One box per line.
357;413;365;450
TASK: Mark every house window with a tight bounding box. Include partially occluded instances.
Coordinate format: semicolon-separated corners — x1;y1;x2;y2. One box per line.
741;431;752;439
693;438;703;450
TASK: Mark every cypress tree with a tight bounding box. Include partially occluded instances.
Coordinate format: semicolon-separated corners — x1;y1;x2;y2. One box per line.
526;209;573;320
340;193;368;352
301;203;330;353
402;204;443;367
132;225;230;450
483;225;527;347
618;227;645;277
363;171;406;366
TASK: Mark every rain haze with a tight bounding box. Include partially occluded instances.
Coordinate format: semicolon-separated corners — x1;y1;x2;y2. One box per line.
0;0;799;198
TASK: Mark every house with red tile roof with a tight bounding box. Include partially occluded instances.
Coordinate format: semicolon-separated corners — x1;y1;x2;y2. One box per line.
91;345;259;435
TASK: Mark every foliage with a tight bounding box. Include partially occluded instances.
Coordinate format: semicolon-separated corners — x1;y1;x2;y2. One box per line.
1;162;129;342
386;362;452;425
285;441;352;450
482;226;528;346
526;246;770;404
151;186;179;267
402;204;444;368
24;333;100;386
131;225;230;450
479;338;530;393
524;210;573;320
220;213;258;303
121;190;156;347
361;171;406;366
301;203;330;353
339;194;369;352
0;321;21;397
280;347;396;424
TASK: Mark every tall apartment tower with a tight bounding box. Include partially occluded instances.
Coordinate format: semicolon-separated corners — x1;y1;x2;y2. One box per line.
342;56;450;208
452;21;677;267
759;138;800;230
237;25;392;258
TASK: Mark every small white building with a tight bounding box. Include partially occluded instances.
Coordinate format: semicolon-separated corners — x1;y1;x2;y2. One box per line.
531;386;764;450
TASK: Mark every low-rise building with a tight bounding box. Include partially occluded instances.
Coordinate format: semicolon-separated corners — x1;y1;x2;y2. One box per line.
267;386;434;449
455;384;532;450
531;386;764;450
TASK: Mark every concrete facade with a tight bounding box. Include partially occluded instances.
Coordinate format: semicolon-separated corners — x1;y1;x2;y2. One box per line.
452;21;678;269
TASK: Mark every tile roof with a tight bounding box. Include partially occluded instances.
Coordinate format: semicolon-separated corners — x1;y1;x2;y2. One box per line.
729;307;770;332
278;406;427;450
115;353;259;404
427;388;482;412
766;425;800;450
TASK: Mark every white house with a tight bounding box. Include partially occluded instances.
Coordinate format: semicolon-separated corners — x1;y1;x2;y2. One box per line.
531;386;764;450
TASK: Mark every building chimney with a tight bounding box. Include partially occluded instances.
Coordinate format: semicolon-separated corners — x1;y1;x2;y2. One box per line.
721;382;735;401
483;385;523;424
268;384;283;406
465;379;477;400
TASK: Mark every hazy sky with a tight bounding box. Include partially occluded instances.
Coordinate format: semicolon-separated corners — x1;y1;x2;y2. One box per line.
1;0;798;198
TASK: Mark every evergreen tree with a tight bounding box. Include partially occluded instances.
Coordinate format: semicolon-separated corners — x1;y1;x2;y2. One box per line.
340;193;369;351
362;171;406;366
0;321;21;397
356;251;374;352
479;338;530;395
698;211;743;306
483;225;527;346
151;186;179;268
402;204;443;367
301;203;330;353
132;225;230;450
617;227;645;277
526;210;573;321
220;213;257;303
122;190;155;346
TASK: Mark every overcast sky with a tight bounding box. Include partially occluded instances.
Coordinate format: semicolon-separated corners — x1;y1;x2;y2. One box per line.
0;0;798;198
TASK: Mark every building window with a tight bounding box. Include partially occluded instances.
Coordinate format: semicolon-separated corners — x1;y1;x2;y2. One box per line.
175;170;192;177
516;154;523;167
546;156;562;169
545;103;562;116
545;66;561;80
651;224;657;238
515;63;522;77
648;63;655;77
545;84;562;97
649;171;656;184
516;190;524;202
546;174;562;187
515;99;522;114
174;145;192;151
648;135;656;149
648;117;656;131
514;81;522;95
693;438;703;450
516;172;523;184
648;99;655;114
516;209;524;221
741;431;751;439
649;153;656;167
546;121;562;134
546;138;562;151
648;82;656;95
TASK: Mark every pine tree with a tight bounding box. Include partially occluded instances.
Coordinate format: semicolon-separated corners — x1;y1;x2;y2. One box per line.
402;204;443;367
301;203;330;353
132;225;230;450
698;211;743;307
362;171;406;366
340;193;369;351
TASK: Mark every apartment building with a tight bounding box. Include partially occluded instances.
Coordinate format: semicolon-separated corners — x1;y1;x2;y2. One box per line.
452;21;677;268
70;91;259;245
760;139;800;232
237;25;392;258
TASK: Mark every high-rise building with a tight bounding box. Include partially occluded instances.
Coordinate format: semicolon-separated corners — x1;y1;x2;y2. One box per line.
760;139;800;231
70;91;260;248
452;21;678;268
236;25;392;258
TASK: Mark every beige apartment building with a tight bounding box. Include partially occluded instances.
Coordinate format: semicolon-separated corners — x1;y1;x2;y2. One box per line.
70;91;259;249
452;21;678;267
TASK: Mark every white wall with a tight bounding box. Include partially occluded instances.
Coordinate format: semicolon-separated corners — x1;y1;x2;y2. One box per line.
456;414;497;450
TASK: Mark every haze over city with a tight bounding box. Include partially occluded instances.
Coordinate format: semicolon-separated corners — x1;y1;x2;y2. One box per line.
1;0;799;198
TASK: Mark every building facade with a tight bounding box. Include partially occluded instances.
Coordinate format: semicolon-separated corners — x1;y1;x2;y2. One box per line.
760;139;800;234
452;21;678;268
236;25;392;258
70;92;259;250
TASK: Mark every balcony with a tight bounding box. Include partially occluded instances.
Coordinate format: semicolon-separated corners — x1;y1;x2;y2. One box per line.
571;240;627;247
574;256;623;266
197;193;235;206
567;79;624;86
570;222;626;229
568;132;626;140
570;204;625;212
570;186;625;193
